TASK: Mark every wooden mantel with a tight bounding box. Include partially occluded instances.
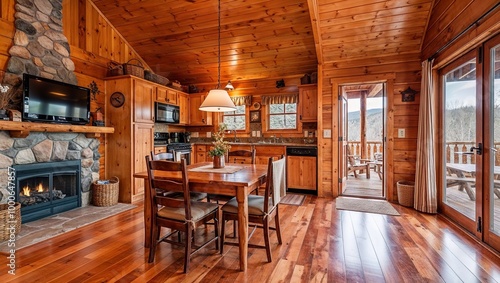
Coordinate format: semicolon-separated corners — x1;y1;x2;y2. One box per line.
0;121;114;138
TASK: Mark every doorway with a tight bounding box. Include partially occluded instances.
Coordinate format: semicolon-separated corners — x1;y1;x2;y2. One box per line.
339;83;386;199
439;33;500;251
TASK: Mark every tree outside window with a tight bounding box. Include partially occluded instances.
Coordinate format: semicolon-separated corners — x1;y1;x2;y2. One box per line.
223;105;246;130
269;103;297;129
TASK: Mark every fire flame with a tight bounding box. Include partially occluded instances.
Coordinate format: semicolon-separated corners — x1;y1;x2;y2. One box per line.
22;186;30;196
21;182;47;196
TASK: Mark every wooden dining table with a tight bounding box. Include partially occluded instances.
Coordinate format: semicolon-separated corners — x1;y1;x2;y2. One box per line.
134;161;268;271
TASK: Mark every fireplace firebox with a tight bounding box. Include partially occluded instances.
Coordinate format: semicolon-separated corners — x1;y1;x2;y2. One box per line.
14;160;81;223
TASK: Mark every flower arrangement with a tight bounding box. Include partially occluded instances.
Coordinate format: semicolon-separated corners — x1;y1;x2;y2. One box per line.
208;123;231;157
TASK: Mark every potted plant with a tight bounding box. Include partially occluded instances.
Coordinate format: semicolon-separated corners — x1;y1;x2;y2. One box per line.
208;123;231;168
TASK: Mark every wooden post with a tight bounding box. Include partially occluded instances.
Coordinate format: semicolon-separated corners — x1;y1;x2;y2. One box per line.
360;91;367;159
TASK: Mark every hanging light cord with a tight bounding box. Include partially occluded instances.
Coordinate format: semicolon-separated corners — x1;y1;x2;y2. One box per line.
216;0;221;89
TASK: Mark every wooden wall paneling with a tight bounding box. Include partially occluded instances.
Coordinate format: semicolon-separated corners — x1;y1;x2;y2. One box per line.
422;0;500;61
316;64;324;196
0;0;14;21
423;0;489;56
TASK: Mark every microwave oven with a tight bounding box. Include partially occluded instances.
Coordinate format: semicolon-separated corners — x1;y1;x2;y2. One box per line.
155;102;180;123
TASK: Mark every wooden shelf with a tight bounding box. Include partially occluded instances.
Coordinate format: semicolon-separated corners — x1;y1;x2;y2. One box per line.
0;121;115;138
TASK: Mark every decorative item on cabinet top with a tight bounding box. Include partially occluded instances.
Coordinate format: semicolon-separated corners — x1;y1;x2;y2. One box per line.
144;70;169;86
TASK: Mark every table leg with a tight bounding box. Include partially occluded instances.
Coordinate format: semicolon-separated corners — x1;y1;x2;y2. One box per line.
366;164;370;179
143;178;151;248
236;186;249;271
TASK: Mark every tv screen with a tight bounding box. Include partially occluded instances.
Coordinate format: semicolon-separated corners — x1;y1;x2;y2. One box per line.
22;74;90;125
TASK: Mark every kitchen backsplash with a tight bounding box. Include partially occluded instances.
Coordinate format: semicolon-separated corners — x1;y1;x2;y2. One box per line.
190;136;317;145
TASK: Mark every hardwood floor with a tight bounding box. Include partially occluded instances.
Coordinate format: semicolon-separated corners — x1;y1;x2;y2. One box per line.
1;196;500;282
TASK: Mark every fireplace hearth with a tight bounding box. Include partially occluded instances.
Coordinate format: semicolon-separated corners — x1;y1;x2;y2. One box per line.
14;160;82;223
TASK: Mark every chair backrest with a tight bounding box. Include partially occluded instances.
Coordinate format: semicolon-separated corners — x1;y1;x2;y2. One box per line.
150;151;173;161
227;149;256;164
145;156;192;220
263;155;286;213
374;152;383;161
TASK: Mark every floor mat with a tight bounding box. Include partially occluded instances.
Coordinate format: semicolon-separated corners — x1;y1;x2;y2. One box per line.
336;197;400;216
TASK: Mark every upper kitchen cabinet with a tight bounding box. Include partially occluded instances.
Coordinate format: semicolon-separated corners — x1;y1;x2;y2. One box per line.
156;86;179;105
189;93;213;126
178;92;189;125
299;84;318;122
133;79;155;123
105;76;155;124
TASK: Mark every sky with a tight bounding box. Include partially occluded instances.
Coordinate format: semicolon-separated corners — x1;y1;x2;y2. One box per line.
348;97;383;113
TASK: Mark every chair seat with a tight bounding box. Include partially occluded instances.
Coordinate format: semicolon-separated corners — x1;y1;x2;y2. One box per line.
158;201;219;222
166;192;208;201
221;195;272;216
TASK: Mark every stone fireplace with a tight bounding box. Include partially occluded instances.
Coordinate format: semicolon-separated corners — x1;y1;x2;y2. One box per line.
0;131;100;211
14;159;81;223
0;0;102;216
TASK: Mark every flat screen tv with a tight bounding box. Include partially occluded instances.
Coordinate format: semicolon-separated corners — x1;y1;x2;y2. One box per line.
22;74;90;125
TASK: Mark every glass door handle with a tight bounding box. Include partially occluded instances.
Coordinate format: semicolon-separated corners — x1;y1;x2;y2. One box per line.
471;143;483;155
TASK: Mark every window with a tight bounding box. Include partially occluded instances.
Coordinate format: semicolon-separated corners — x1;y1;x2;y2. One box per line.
223;105;246;130
269;103;297;130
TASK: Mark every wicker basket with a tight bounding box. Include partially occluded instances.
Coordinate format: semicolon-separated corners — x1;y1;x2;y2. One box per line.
144;70;170;86
92;177;119;206
397;181;415;207
107;61;124;77
123;59;144;78
0;203;21;242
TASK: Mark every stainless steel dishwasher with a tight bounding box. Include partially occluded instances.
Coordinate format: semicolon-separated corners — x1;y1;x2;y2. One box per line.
286;146;318;195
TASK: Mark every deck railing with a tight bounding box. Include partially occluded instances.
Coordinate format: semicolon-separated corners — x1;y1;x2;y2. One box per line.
347;141;383;159
349;141;500;165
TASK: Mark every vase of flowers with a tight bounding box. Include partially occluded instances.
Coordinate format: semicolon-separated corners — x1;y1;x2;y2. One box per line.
208;124;231;168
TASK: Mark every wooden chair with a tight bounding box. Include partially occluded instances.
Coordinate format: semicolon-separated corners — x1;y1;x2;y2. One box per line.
226;149;256;164
220;155;285;262
346;147;370;179
150;151;208;201
145;157;219;273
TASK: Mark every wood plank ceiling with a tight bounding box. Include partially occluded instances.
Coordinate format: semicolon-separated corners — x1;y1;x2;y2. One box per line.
90;0;434;85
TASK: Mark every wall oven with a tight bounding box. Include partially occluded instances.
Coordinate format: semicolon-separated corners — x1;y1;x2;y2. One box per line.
155;102;179;124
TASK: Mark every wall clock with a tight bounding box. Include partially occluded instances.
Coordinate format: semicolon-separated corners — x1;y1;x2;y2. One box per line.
252;102;261;110
110;92;125;107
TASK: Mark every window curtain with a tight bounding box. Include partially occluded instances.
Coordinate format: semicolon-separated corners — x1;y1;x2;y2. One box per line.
230;96;252;106
261;93;298;105
414;59;437;213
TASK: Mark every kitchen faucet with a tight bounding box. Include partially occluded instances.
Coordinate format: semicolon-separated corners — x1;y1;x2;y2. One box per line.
232;130;239;142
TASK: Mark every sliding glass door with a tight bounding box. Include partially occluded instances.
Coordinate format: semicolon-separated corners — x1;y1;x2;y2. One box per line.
484;33;500;251
440;33;500;250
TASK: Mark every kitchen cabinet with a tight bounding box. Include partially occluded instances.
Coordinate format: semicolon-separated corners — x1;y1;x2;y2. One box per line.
132;123;155;201
178;92;189;124
189;93;212;126
156;86;178;105
195;145;210;163
299;84;317;122
254;145;286;165
154;146;167;154
286;155;317;191
105;75;155;203
133;79;155;123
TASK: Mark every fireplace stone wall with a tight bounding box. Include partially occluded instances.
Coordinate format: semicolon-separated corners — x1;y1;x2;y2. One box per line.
1;0;77;108
0;131;100;206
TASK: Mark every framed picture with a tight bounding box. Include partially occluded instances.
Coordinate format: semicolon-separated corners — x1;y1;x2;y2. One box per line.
250;110;261;123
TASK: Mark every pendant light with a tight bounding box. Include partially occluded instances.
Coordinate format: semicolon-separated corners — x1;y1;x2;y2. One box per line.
225;80;234;91
199;0;236;112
